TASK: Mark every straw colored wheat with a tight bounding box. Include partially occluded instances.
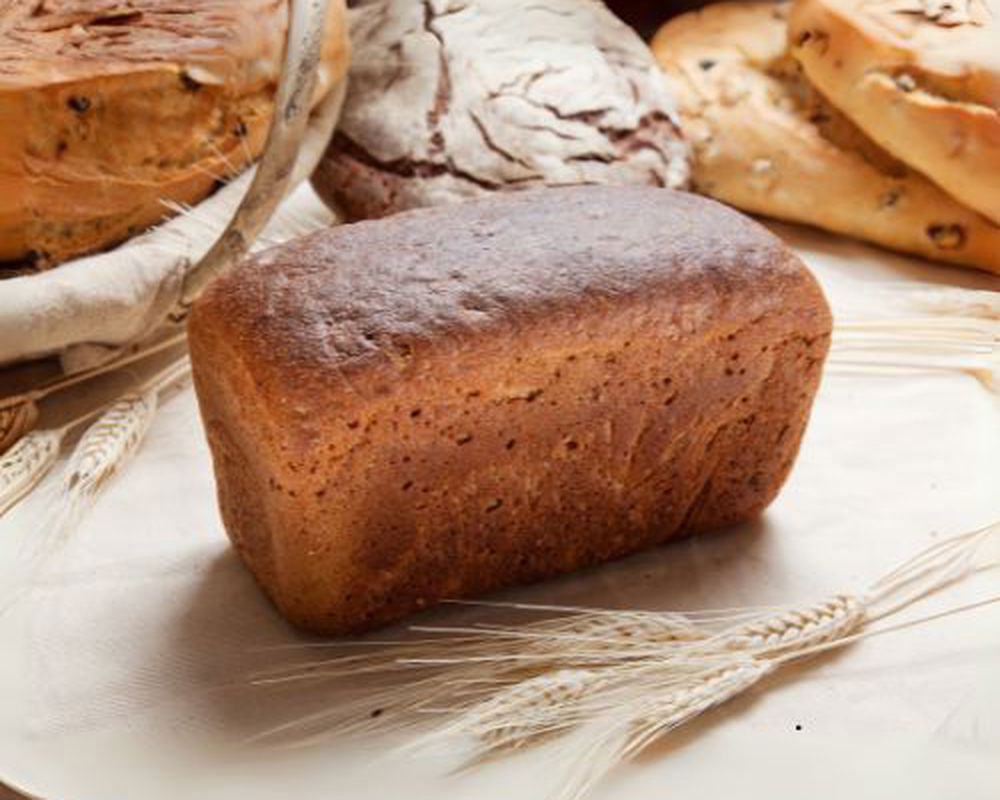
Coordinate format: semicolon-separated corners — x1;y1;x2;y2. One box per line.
0;358;191;613
49;357;190;534
0;430;63;517
248;521;999;800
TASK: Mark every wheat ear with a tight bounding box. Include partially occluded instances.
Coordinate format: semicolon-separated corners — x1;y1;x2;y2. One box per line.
0;429;63;517
0;357;190;521
250;521;999;799
62;390;158;503
57;358;190;522
0;358;191;614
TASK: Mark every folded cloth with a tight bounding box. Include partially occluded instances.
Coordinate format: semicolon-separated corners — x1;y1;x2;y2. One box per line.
0;113;340;374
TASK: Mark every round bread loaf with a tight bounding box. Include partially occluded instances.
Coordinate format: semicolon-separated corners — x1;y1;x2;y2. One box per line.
652;1;1000;274
0;0;350;268
312;0;690;221
788;0;1000;224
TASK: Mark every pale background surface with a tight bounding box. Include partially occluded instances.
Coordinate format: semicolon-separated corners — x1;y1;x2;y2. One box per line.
1;215;998;800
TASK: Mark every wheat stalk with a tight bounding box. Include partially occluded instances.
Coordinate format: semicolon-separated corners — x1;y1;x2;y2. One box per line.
0;358;191;613
826;285;1000;390
828;316;999;390
0;429;63;517
248;521;999;799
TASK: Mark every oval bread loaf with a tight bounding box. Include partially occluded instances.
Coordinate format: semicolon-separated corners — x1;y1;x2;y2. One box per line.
312;0;689;221
189;186;831;635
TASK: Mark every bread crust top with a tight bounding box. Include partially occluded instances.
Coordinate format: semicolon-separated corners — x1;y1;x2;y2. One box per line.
191;186;824;426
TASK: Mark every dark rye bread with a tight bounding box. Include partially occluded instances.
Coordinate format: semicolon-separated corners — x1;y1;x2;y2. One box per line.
188;186;831;635
312;0;689;222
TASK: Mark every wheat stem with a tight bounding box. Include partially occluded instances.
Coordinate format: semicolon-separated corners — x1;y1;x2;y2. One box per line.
244;521;999;800
0;332;186;413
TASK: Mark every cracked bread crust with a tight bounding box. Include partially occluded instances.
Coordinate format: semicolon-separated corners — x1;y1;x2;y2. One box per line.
188;186;831;635
0;0;349;268
311;0;690;221
653;1;1000;274
788;0;1000;225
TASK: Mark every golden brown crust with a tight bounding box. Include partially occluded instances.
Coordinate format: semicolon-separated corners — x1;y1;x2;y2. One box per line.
0;0;350;267
189;186;832;634
652;1;1000;274
788;0;1000;224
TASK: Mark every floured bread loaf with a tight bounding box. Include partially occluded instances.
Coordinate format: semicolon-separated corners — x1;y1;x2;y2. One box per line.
0;0;350;268
652;1;1000;274
312;0;690;221
189;186;831;635
789;0;1000;225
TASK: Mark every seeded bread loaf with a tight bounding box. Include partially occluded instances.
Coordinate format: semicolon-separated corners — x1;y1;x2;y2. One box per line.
189;186;831;635
0;0;349;268
652;1;1000;274
788;0;1000;225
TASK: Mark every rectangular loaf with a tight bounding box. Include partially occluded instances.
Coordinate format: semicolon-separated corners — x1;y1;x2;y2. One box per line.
189;186;831;634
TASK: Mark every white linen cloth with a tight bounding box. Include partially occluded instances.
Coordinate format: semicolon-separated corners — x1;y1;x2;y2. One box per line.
0;117;339;373
0;226;998;800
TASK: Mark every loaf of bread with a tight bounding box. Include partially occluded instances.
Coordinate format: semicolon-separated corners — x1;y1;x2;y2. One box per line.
189;186;831;635
312;0;689;221
0;0;349;268
789;0;1000;225
652;1;1000;274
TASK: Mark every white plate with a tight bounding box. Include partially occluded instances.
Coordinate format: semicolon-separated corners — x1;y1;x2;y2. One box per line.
1;227;998;800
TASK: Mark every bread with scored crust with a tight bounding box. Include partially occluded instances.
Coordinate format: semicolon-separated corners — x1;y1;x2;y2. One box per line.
312;0;689;222
0;0;350;268
189;186;832;635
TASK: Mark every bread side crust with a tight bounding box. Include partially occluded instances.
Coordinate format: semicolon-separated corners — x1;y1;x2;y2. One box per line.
653;1;1000;274
192;278;829;634
788;0;1000;224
